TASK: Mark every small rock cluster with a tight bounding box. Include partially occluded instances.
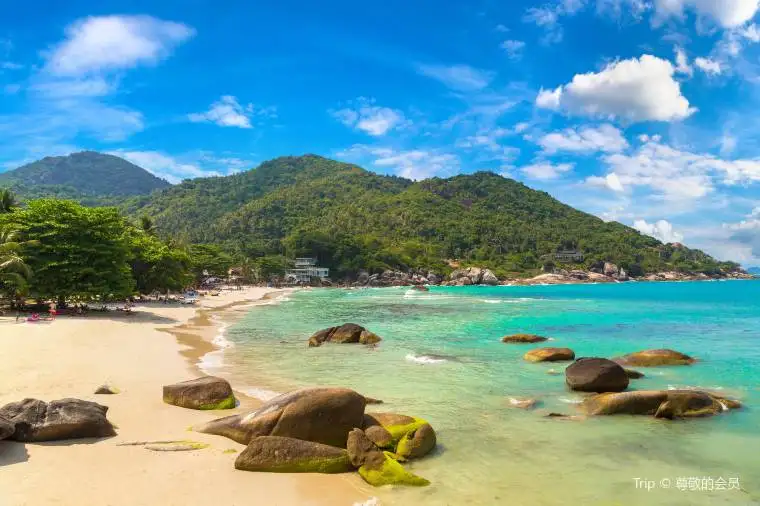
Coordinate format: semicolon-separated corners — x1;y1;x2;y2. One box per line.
353;269;442;287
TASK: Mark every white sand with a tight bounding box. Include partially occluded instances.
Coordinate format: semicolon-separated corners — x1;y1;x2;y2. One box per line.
0;287;373;506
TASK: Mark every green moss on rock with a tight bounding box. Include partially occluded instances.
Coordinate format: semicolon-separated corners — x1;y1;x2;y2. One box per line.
198;394;237;410
358;451;430;487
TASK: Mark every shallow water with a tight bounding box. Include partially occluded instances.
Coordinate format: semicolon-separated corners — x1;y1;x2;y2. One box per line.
207;281;760;505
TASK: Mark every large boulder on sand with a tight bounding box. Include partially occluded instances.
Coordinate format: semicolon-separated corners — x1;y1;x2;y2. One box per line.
581;390;741;419
501;334;549;344
347;428;380;467
163;376;236;410
0;414;14;440
0;398;115;442
308;323;382;347
196;387;366;447
524;347;575;363
481;269;499;285
565;358;629;393
614;349;696;367
234;436;351;473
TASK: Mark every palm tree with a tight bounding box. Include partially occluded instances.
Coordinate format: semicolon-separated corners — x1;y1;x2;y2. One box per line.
0;189;18;214
0;226;31;308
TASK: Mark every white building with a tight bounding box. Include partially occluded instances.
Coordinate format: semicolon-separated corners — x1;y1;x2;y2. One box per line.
286;258;329;284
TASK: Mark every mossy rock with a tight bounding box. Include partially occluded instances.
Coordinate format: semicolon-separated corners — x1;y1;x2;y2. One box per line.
363;413;429;447
358;451;430;487
234;436;352;473
163;376;236;410
94;384;120;395
395;423;436;459
145;441;209;452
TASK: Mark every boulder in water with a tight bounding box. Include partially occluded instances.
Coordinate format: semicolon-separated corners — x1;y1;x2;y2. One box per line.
362;413;429;447
0;398;115;442
565;358;629;393
196;387;366;447
508;397;539;409
581;390;741;419
163;376;236;410
614;349;696;367
234;436;351;473
308;323;382;347
524;347;575;363
501;334;548;344
395;423;436;459
624;369;645;379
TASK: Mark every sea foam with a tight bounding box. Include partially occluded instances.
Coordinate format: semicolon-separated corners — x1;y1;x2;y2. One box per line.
405;353;448;365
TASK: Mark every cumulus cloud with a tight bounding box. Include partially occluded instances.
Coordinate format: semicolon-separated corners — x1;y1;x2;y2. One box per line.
331;98;407;136
46;15;194;76
416;63;494;92
653;0;760;29
537;123;629;154
188;96;261;128
535;55;696;122
587;172;626;192
694;57;723;74
589;138;760;201
633;219;685;243
520;161;574;180
501;40;526;60
336;144;460;180
725;217;760;256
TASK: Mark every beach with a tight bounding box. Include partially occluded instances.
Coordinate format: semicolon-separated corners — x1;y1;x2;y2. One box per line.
0;287;372;506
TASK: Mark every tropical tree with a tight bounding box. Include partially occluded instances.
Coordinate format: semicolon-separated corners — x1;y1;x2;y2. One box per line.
139;215;156;235
0;225;31;306
0;189;18;214
126;228;192;294
5;199;134;305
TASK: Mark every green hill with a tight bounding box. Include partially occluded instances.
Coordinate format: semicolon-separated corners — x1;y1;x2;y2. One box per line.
131;155;737;278
0;151;171;204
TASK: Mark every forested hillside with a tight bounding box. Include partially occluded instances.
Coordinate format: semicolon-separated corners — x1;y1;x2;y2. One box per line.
0;152;170;204
130;155;737;278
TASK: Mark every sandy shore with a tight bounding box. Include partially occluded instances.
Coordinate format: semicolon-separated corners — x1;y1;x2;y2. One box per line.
0;287;373;506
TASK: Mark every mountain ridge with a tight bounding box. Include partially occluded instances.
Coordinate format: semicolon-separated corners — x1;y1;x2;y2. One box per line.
0;151;171;203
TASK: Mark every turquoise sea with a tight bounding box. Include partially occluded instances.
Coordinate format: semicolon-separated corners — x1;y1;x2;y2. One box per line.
207;281;760;505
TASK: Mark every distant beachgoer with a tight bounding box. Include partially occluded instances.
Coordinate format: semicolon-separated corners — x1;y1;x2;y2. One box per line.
28;313;40;322
49;302;57;320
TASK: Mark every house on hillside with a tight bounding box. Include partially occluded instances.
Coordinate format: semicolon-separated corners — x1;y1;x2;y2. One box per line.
553;250;585;263
285;258;330;284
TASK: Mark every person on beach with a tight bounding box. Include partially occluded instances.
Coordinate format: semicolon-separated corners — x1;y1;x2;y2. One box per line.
49;302;57;320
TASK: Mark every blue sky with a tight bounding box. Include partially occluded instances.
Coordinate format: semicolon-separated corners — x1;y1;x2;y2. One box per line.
2;1;760;266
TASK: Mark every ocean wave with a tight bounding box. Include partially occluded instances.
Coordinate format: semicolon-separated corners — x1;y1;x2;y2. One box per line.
243;386;282;401
558;397;583;404
405;353;449;365
354;498;380;506
481;297;545;304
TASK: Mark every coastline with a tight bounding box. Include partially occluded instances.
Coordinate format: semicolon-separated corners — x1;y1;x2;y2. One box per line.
0;286;373;506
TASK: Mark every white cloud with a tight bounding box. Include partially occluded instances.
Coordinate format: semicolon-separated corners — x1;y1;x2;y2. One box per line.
537;123;629;154
536;55;696;122
720;133;737;154
638;134;663;143
336;144;460;180
109;149;249;184
331;98;407;136
724;217;760;256
416;63;494;91
591;138;760;202
694;56;722;74
46;15;194;76
188;96;258;128
520;161;574;180
674;46;693;76
523;0;588;44
501;40;526;60
653;0;760;29
596;0;651;20
633;219;685;243
587;172;626;192
514;122;530;133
